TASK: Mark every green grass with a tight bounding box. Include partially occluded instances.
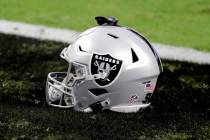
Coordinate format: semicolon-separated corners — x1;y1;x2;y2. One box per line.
0;0;210;51
1;102;210;140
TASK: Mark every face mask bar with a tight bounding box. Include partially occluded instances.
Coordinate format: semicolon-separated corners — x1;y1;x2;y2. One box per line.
46;72;76;108
46;62;106;108
46;61;88;108
46;47;107;108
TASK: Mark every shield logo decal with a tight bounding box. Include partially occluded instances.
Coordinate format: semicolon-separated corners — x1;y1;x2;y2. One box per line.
91;53;123;87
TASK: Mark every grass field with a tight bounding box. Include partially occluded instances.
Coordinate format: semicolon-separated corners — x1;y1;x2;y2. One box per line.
0;33;210;139
0;0;210;51
0;1;210;139
0;102;210;140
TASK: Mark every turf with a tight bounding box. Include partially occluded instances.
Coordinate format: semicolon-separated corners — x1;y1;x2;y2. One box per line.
0;102;210;140
0;33;210;139
0;0;210;51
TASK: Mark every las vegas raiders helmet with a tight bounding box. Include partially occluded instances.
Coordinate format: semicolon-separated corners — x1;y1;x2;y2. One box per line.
46;16;162;113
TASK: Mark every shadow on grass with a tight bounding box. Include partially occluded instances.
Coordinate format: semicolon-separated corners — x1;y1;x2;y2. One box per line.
152;60;210;113
0;33;210;139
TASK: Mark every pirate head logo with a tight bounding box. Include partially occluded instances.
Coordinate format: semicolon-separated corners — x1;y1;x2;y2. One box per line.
91;53;122;87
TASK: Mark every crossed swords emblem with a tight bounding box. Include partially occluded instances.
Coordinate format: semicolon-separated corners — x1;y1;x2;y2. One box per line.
94;60;116;82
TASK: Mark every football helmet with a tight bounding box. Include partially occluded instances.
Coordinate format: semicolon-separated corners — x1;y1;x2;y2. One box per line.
46;16;162;113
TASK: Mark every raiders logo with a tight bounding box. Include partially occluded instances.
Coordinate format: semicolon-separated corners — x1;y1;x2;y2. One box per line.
91;53;123;87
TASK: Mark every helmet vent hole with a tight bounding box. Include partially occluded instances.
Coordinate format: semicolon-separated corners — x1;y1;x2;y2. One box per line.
131;48;139;63
88;88;108;96
79;45;87;52
107;33;119;39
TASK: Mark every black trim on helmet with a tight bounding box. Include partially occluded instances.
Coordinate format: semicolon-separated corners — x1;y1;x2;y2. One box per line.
127;28;163;73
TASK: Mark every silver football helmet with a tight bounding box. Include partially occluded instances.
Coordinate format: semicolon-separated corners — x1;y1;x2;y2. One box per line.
46;16;162;113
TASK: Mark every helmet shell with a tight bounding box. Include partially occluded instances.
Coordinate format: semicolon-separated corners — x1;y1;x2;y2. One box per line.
62;25;162;112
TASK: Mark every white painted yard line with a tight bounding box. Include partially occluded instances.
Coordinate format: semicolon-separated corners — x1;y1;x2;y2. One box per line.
0;19;210;65
154;43;210;65
0;20;80;43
